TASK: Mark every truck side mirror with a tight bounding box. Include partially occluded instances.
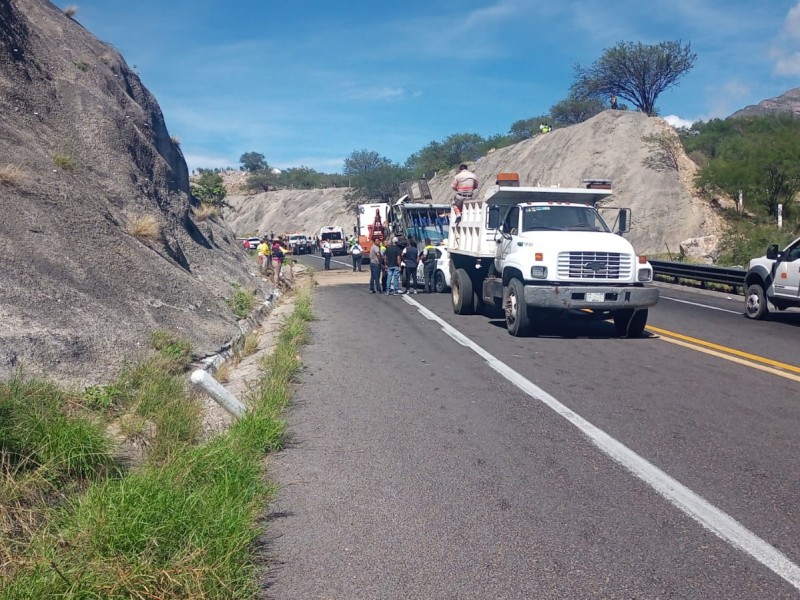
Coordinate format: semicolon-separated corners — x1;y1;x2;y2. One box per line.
487;205;501;229
766;244;779;260
617;208;631;235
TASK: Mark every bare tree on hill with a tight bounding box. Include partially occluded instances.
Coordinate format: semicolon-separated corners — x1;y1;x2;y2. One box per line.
571;40;697;115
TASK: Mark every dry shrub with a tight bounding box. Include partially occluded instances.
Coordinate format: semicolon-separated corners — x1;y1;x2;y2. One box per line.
192;203;219;222
0;165;23;186
242;332;261;357
64;4;78;18
128;215;161;239
170;134;181;145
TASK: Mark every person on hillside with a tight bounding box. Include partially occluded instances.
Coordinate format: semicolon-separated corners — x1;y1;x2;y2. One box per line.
321;239;332;270
368;238;382;293
421;237;437;293
350;239;363;272
384;237;403;295
451;164;478;225
271;238;287;285
402;238;419;294
610;95;618;110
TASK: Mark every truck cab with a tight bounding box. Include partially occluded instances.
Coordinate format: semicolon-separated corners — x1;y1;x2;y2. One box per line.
448;174;659;337
744;236;800;319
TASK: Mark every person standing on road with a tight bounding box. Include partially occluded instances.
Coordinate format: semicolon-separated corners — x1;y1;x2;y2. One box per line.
384;236;403;295
368;238;382;293
379;239;388;293
421;237;437;293
257;236;271;275
321;239;332;270
451;164;478;225
402;238;419;294
350;239;363;272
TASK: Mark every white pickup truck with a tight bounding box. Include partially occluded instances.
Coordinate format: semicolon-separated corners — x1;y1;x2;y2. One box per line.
448;173;659;337
744;236;800;319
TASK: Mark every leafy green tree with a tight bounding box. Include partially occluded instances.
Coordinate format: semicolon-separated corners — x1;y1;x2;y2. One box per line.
343;149;408;205
687;115;800;219
190;169;227;206
550;96;606;126
508;116;549;142
239;151;268;172
571;40;696;115
244;169;275;192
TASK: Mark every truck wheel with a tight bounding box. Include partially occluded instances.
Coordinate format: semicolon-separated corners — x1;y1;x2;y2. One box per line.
744;284;768;320
505;279;531;336
452;268;474;315
614;309;648;338
435;271;447;293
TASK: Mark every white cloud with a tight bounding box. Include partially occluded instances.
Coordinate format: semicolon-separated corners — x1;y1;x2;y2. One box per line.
349;86;406;101
663;115;694;129
772;1;800;75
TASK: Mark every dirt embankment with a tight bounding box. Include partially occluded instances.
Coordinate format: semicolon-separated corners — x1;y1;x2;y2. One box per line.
225;111;721;256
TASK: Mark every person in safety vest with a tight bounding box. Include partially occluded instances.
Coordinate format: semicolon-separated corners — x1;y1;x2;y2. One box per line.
451;164;478;225
421;237;437;293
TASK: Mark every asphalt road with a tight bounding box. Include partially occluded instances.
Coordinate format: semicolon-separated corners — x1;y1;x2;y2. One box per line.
263;259;800;599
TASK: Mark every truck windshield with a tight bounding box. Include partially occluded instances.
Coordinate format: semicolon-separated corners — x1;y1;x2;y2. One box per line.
522;206;609;233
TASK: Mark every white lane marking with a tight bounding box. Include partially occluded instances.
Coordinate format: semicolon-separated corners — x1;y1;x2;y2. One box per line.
402;295;800;590
661;296;742;314
305;254;353;268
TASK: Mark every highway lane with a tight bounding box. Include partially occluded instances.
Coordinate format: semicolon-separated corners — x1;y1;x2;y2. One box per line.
267;265;799;598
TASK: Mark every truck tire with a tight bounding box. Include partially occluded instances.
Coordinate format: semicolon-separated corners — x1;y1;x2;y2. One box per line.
505;278;531;336
614;308;648;338
452;268;475;315
744;283;768;320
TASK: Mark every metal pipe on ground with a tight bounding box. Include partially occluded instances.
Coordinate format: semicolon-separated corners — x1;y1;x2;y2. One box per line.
190;369;247;419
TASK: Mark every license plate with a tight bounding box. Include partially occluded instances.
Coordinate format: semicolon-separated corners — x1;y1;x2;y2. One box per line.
586;292;605;303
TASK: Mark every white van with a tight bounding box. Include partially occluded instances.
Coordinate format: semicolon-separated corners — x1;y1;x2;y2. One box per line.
319;226;346;256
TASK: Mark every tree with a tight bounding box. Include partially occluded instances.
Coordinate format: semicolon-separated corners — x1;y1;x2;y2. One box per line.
239;151;268;172
244;169;275;193
550;96;605;126
190;169;227;207
343;149;408;205
571;40;697;115
508;116;549;142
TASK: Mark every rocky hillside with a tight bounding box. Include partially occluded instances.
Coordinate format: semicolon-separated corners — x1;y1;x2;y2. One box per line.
226;111;720;256
0;0;270;384
730;87;800;118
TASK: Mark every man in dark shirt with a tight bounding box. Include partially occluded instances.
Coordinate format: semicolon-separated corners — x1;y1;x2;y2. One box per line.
402;239;419;294
384;237;403;295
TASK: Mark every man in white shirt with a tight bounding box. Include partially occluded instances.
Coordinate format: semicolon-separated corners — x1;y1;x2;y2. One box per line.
451;164;478;225
350;240;363;272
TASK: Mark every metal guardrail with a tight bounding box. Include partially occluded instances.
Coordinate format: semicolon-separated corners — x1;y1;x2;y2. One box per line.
650;260;747;293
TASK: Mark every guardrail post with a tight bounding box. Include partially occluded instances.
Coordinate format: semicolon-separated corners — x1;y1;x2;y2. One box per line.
190;369;247;419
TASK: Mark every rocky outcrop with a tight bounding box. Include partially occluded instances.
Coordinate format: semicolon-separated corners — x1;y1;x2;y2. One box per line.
729;88;800;118
679;235;720;264
0;0;269;384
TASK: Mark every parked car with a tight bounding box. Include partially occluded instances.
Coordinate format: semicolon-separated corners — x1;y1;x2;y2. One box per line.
243;237;261;250
744;236;800;319
415;246;451;293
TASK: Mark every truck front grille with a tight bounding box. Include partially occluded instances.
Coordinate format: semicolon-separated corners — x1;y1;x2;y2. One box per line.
557;252;632;280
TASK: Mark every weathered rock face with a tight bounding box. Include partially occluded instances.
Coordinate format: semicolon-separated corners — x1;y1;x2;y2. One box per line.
0;0;269;384
679;235;720;264
730;87;800;118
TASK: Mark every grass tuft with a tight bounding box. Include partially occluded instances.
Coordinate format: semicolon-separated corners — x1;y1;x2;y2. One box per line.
192;202;220;221
64;4;78;18
242;332;260;357
227;283;255;319
53;153;77;171
0;165;23;187
128;214;161;240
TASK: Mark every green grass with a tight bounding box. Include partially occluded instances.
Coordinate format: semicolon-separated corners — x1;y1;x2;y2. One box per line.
1;283;315;599
52;154;77;171
226;283;256;319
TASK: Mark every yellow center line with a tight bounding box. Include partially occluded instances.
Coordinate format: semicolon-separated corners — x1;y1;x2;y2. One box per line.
647;325;800;377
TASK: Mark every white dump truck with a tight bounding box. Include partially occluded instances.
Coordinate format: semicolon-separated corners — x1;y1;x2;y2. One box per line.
448;173;659;337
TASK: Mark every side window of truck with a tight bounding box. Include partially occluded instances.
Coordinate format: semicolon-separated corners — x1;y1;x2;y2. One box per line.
503;207;519;235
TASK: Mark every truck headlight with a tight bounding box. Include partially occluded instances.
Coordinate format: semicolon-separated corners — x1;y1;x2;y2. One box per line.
637;268;652;282
530;266;548;279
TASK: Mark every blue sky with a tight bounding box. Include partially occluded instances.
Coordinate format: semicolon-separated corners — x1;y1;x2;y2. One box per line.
61;0;800;174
